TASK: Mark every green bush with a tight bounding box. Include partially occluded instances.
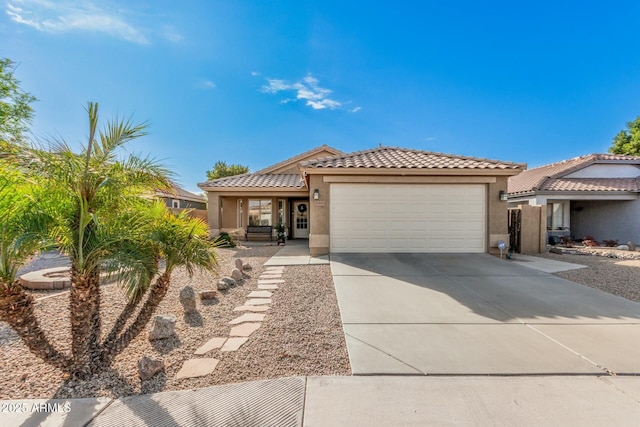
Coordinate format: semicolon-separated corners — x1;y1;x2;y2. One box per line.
214;232;236;248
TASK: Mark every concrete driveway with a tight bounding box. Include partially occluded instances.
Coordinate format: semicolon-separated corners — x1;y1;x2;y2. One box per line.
331;253;640;375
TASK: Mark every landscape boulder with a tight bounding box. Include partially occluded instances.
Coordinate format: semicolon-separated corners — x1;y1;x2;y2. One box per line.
235;258;244;270
616;244;630;251
138;356;164;381
231;268;243;281
199;289;218;300
179;286;197;314
627;241;636;251
217;277;236;290
242;263;252;271
148;315;177;340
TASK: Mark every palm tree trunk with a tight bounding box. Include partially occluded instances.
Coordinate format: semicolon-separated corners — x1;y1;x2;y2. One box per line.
98;271;171;367
0;283;71;371
69;265;101;379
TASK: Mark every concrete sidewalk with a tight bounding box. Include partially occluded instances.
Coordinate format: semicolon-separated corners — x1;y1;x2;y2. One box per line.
263;239;329;266
4;375;640;426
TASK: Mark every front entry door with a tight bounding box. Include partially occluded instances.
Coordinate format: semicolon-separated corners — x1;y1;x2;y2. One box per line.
293;201;310;238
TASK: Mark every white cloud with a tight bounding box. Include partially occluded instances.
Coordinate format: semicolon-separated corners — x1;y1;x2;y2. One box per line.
261;74;343;110
350;106;362;113
162;25;184;43
424;136;437;142
251;71;261;77
202;80;216;89
6;0;149;44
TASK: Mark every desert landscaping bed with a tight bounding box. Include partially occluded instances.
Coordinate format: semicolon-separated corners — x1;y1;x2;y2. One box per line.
536;248;640;302
0;244;350;400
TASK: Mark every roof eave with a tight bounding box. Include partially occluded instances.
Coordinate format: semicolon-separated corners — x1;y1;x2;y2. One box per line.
300;167;523;176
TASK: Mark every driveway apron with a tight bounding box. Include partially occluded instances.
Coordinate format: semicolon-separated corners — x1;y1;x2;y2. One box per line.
330;253;640;375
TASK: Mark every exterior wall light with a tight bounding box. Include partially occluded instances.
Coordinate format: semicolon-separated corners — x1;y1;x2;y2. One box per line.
499;190;508;201
313;189;320;200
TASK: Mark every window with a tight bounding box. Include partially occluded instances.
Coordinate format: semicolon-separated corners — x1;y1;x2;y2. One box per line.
172;199;180;209
248;199;272;226
547;203;564;230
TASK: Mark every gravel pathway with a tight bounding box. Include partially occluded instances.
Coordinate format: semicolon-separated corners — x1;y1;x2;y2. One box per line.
0;245;350;399
537;250;640;302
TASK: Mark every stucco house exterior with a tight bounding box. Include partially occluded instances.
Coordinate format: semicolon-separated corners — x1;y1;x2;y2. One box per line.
507;153;640;245
199;145;525;256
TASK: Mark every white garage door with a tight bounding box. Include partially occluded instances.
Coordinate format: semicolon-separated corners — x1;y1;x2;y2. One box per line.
330;183;486;253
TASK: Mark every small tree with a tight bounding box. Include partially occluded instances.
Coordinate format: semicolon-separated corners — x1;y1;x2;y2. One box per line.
1;102;218;379
0;57;36;147
206;160;248;180
609;116;640;156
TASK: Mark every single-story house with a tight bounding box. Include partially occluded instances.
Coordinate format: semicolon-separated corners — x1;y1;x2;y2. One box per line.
156;185;208;221
198;145;525;256
507;153;640;245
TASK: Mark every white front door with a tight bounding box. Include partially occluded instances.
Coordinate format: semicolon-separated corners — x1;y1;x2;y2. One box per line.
293;201;310;238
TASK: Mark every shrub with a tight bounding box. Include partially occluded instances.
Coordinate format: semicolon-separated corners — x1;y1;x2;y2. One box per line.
214;232;236;248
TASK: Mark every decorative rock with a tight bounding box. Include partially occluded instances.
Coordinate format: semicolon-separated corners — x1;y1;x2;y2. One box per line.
194;337;227;355
221;337;248;352
138;356;164;381
242;263;253;271
229;313;265;325
148;315;177;340
549;247;563;255
248;290;273;298
199;290;218;300
230;322;262;337
179;286;197;314
175;358;219;379
616;245;630;251
626;241;636;251
231;268;243;281
217;277;236;290
235;258;244;269
233;305;270;312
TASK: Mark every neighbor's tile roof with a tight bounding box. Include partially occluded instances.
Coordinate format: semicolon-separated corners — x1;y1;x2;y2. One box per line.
156;185;205;202
541;178;640;192
199;173;305;189
508;153;640;195
299;146;525;170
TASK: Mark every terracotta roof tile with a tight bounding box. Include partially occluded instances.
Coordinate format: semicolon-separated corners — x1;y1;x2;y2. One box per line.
254;144;344;174
300;146;524;170
508;153;640;195
199;173;305;189
541;178;640;192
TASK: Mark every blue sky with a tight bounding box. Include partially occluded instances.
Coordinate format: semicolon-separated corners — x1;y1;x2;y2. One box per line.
4;1;640;193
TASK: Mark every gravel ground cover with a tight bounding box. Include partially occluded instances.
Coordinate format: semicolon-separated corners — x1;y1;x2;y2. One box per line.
0;244;350;399
536;249;640;302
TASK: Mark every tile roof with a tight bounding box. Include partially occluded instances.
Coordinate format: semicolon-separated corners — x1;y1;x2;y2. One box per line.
254;144;344;174
156;185;205;202
508;153;640;195
199;173;305;189
299;146;525;171
541;178;640;192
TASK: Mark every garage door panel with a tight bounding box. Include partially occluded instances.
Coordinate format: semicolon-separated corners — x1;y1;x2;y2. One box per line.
330;184;486;253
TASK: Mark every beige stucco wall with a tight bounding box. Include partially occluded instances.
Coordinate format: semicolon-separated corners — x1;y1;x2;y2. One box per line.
309;175;331;256
519;204;546;254
308;173;513;256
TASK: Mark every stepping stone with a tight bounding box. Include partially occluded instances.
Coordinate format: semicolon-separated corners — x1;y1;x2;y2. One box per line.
258;279;285;284
229;313;266;325
258;284;279;290
230;322;261;337
194;337;227;355
175;358;219;379
265;266;284;271
221;337;248;352
245;298;272;306
234;305;270;312
264;269;284;274
260;275;282;280
248;290;272;298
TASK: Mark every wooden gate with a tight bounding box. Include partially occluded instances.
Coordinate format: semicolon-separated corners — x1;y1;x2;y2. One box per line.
508;208;522;253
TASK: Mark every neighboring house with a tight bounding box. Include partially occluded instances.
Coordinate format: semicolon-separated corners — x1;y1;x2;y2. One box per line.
156;185;208;220
199;145;524;256
507;153;640;245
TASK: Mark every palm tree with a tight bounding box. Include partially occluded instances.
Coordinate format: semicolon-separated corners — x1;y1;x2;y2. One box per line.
0;165;71;371
4;102;217;378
